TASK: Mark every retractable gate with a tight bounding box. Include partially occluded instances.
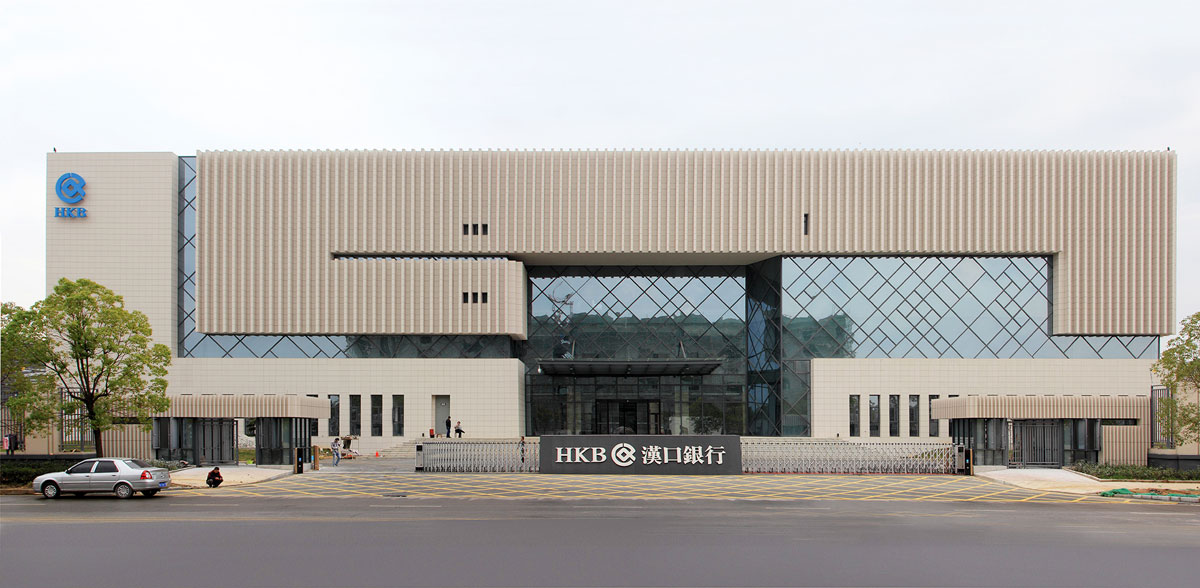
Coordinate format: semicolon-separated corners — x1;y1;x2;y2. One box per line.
419;439;959;474
1009;420;1063;468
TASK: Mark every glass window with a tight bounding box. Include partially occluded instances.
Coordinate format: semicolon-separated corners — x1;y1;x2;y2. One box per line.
869;395;880;437
889;395;900;437
481;223;489;235
328;395;340;437
392;395;404;436
371;395;382;436
67;461;95;474
307;394;319;437
1100;418;1137;426
909;395;920;437
350;395;361;436
779;256;1159;360
929;395;940;437
93;460;118;473
123;459;152;469
849;395;860;437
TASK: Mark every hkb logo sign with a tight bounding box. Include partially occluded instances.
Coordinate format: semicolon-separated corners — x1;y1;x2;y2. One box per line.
611;443;636;467
54;173;88;219
56;173;86;203
542;435;741;475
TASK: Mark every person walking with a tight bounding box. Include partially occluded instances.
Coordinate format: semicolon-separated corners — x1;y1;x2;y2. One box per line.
454;421;464;438
330;437;342;466
445;416;452;438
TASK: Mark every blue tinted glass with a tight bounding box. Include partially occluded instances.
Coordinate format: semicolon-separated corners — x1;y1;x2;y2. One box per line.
781;256;1158;360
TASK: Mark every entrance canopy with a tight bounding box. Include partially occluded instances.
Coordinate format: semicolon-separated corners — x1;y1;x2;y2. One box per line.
537;358;725;377
153;394;326;419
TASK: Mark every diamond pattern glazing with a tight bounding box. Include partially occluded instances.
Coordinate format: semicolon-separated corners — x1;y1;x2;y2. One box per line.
781;257;1158;359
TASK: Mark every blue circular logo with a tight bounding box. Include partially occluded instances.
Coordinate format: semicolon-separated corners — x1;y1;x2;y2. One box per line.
56;173;86;204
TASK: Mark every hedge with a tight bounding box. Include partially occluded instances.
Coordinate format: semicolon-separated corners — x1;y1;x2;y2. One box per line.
0;459;86;487
1069;462;1200;481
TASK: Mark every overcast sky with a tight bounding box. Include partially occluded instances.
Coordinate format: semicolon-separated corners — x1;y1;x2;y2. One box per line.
2;0;1197;331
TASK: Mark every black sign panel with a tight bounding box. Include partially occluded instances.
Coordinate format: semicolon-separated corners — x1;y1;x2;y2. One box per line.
539;435;742;475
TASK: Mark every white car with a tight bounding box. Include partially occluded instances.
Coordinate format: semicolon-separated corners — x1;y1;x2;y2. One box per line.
33;458;171;499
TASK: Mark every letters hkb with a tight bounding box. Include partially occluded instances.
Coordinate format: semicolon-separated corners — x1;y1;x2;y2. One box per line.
54;207;87;218
555;446;608;463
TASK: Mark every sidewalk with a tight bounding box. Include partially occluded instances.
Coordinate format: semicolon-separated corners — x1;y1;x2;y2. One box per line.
975;466;1200;497
169;465;292;488
169;457;415;488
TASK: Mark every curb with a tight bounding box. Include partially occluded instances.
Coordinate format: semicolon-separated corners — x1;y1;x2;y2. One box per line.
972;472;1122;497
1109;493;1200;503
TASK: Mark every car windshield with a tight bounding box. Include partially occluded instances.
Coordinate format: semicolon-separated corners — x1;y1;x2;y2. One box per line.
123;459;153;468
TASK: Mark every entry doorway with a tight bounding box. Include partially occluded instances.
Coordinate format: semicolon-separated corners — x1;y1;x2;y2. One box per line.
1010;419;1064;468
595;400;662;434
433;395;450;437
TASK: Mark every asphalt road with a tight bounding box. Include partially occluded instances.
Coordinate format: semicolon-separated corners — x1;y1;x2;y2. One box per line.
2;493;1197;588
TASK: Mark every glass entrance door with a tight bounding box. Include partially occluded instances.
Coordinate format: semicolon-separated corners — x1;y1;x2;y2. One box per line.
595;400;662;434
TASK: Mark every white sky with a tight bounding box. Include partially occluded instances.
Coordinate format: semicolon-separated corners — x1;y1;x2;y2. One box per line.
2;0;1197;330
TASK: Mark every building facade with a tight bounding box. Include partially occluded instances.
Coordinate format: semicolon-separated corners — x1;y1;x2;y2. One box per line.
38;149;1175;464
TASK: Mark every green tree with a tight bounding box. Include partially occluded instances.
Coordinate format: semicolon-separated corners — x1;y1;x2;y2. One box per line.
2;279;171;457
2;303;50;394
1151;312;1200;448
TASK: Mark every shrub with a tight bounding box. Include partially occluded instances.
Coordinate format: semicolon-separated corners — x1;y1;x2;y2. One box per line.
147;459;187;471
1069;462;1200;481
0;459;84;486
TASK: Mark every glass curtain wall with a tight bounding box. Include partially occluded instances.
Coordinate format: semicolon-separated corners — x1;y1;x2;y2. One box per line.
524;266;747;436
780;256;1158;360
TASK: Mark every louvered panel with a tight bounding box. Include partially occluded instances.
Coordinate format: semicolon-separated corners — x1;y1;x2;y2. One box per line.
196;150;1173;336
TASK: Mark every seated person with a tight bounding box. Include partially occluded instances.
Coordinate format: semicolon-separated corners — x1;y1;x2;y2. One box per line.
206;466;224;488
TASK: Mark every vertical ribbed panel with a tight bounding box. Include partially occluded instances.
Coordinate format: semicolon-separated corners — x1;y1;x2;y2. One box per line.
197;150;1173;336
100;426;153;460
159;394;326;418
931;394;1150;466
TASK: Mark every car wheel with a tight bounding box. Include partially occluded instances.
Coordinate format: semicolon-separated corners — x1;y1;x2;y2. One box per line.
114;483;134;499
41;482;60;499
141;489;159;497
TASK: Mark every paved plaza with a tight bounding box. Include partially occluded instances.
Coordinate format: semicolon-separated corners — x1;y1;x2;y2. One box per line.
169;469;1160;503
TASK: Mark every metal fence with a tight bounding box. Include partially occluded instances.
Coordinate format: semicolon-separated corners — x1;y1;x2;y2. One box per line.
741;439;957;474
421;438;957;474
421;439;540;472
1150;385;1173;448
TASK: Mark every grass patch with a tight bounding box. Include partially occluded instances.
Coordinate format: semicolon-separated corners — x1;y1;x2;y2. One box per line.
239;448;255;464
1069;462;1200;481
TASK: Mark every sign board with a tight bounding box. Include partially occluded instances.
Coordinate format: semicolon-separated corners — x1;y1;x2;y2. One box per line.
539;435;741;475
53;172;88;219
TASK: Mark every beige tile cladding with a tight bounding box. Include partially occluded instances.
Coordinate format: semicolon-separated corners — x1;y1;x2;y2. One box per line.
166;358;525;451
811;358;1156;440
197;150;1174;337
46;153;179;346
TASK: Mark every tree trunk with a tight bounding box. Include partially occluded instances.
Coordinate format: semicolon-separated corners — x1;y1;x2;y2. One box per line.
92;425;105;457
